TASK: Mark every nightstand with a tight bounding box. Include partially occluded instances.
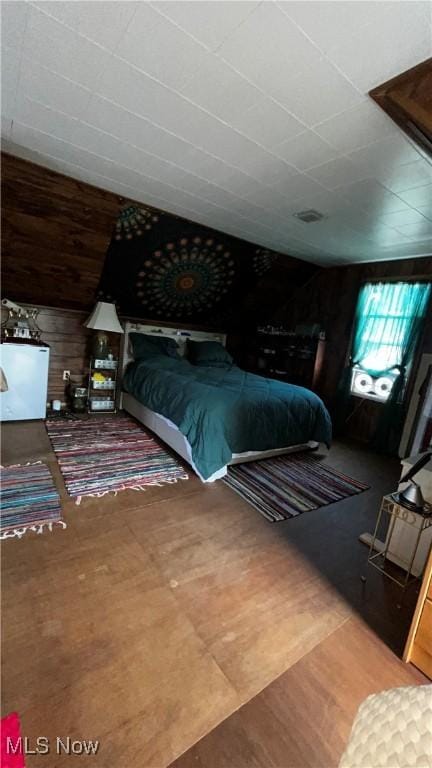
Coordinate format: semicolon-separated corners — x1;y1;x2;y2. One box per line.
365;494;432;589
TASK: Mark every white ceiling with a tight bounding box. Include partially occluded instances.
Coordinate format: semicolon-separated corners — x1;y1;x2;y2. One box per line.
1;0;432;266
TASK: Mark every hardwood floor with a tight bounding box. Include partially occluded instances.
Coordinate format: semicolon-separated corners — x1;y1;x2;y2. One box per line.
0;419;424;767
170;618;426;768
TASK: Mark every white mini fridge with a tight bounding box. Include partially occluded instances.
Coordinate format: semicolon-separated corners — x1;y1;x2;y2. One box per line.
0;342;50;421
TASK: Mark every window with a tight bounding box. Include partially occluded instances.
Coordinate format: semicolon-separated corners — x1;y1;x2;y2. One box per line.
350;281;431;402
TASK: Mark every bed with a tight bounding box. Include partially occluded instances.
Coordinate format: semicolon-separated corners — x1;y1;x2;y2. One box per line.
120;323;332;482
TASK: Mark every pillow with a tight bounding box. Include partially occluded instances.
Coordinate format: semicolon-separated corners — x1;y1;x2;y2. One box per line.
187;340;233;367
129;332;180;360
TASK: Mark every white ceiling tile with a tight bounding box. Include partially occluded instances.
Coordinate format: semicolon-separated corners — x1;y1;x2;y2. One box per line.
112;145;190;187
229;198;270;221
218;3;322;95
1;116;12;140
326;4;432;92
10;121;116;178
238;151;297;186
271;173;328;202
152;1;260;52
180;54;259;122
241;185;288;209
278;1;391;55
83;94;189;163
284;190;351;217
418;206;432;222
93;58;145;110
395;220;432;240
348;135;422;174
176;150;238;186
306;157;369;190
23;5;112;90
378;209;429;228
1;88;16;119
70;121;127;161
181;121;271;172
209;170;262;198
366;228;412;246
95;57;212;142
3;0;430;266
275;131;338;171
193;181;242;208
313;100;398;153
13;97;79;143
269;57;363;125
378;161;432;194
32;1;139;50
1;43;20;95
230;98;304;149
19;56;92;119
1;1;29;48
339;179;412;214
396;185;432;209
115;3;207;90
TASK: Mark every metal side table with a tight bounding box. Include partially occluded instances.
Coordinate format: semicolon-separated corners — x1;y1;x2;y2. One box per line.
365;494;432;589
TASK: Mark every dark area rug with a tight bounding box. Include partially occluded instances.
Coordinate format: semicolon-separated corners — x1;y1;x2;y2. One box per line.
46;414;188;503
0;462;65;539
223;453;369;522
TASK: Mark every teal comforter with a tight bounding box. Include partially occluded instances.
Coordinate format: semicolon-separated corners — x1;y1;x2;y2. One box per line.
123;357;332;480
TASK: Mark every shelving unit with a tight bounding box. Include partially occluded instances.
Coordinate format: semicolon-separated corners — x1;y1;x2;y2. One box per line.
244;330;326;391
87;358;118;413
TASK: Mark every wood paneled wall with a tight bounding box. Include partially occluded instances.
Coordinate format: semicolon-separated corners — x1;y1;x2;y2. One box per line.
275;255;432;442
2;151;431;433
1;151;316;402
0;304;121;403
1;153;124;310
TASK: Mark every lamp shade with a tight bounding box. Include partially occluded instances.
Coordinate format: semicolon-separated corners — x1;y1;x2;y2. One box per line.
85;302;124;334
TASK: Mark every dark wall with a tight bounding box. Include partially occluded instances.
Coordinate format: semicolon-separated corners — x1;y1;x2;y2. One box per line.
98;205;316;330
1;153;123;310
275;256;432;441
1;152;316;328
1;151;316;401
3;151;430;424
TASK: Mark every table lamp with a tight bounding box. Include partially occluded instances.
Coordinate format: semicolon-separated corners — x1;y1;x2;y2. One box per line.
85;301;124;358
394;451;432;513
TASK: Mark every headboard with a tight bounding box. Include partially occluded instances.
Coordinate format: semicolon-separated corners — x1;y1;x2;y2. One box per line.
121;322;227;373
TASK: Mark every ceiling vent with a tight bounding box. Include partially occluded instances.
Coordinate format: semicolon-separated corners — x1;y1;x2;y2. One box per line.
293;209;325;223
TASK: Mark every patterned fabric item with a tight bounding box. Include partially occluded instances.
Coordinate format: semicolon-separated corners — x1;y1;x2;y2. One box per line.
46;415;188;503
98;205;284;325
339;685;432;768
223;453;368;522
0;463;65;540
1;712;26;767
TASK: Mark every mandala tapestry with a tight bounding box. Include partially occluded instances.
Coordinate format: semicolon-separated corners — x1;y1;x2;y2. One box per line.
98;205;280;326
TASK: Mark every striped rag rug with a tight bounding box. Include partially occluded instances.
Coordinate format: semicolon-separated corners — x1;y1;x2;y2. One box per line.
46;414;188;503
0;462;65;540
223;452;369;522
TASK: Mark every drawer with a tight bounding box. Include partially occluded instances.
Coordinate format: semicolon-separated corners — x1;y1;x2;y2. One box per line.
416;599;432;654
427;575;432;602
411;599;432;679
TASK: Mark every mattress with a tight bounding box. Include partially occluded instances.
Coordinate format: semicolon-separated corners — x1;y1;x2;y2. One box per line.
123;356;332;480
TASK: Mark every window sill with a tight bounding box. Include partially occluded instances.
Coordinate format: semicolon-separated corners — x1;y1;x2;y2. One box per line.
351;391;388;404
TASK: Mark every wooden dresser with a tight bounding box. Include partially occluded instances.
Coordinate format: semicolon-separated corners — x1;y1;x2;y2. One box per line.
404;547;432;679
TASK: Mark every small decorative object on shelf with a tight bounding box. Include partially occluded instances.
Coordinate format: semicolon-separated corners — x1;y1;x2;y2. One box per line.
1;298;41;342
87;358;118;413
365;494;432;589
